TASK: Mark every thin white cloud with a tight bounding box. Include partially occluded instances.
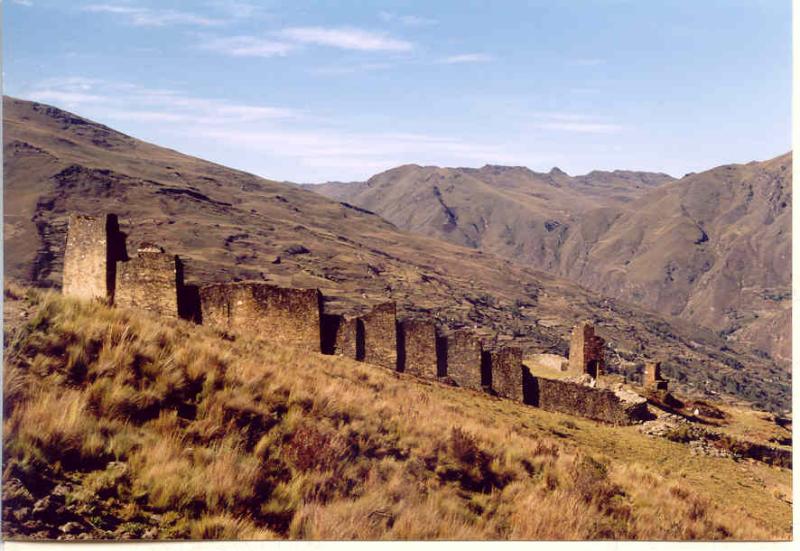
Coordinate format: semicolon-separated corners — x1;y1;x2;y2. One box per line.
310;62;392;76
83;3;222;27
12;0;34;7
438;53;493;64
200;36;294;57
378;11;437;26
279;26;413;52
23;77;297;124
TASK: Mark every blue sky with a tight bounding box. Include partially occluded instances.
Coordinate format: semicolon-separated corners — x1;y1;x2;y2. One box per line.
4;0;791;182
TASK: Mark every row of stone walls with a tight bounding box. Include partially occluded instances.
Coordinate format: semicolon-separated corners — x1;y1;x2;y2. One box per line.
530;377;650;425
62;212;646;426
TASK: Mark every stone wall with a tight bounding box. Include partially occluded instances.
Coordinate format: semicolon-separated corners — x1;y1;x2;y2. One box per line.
397;317;438;378
442;328;483;391
199;281;321;351
62;213;118;301
359;302;397;369
484;346;525;401
114;244;180;318
529;377;649;425
568;322;606;377
321;313;360;359
644;361;669;390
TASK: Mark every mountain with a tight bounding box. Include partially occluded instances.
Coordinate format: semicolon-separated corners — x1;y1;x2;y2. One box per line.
309;157;791;365
1;96;789;412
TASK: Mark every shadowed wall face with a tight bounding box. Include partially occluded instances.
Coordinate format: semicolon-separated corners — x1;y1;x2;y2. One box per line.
115;246;180;318
444;329;483;390
534;377;648;425
199;282;321;351
398;318;437;378
360;302;397;369
321;313;358;358
62;214;111;301
568;322;606;377
486;346;524;401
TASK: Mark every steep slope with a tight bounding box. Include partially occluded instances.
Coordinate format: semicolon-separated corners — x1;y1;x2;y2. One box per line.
1;290;791;540
1;96;788;412
310;157;790;364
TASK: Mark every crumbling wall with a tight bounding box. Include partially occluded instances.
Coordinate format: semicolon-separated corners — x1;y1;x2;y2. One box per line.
529;377;649;425
199;281;321;351
359;302;397;369
484;346;525;401
644;361;669;390
115;244;181;318
321;313;360;359
62;213;121;301
568;322;606;377
442;328;483;390
398;317;438;378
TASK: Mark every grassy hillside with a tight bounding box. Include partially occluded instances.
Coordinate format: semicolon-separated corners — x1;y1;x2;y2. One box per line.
2;288;791;540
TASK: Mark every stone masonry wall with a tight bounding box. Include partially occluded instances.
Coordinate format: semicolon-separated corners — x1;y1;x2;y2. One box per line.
485;346;525;401
531;377;649;425
199;281;321;351
568;322;606;377
443;328;483;391
360;302;397;369
397;317;437;378
114;246;180;318
321;313;360;359
62;214;112;301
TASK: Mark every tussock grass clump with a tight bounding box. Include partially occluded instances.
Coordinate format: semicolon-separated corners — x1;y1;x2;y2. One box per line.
2;289;787;540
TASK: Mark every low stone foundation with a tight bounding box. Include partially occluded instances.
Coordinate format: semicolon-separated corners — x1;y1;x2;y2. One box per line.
530;377;649;425
199;281;321;351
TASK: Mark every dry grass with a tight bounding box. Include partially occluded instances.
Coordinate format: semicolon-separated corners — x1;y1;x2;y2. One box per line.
2;289;791;540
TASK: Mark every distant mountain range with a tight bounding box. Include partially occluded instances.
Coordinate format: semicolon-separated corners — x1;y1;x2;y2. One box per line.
309;154;791;365
2;96;789;412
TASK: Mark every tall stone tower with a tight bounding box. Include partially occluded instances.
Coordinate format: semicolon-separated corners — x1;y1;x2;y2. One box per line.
115;243;182;318
568;321;606;378
62;213;121;302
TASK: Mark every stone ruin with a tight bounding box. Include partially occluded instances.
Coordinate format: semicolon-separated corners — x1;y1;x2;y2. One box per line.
397;317;438;378
115;243;181;318
60;212;655;426
644;361;669;391
359;302;397;370
568;321;606;378
440;328;484;391
199;281;321;352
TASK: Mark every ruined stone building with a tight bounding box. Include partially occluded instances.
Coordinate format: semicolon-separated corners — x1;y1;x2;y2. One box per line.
199;281;321;351
568;321;606;378
644;361;669;391
115;243;181;318
60;211;653;426
62;213;123;302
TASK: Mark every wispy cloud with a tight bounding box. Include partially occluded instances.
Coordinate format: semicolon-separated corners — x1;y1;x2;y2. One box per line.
21;76;541;180
279;26;413;52
438;53;493;64
310;62;393;76
12;0;34;7
83;3;222;27
200;36;294;58
378;11;437;27
24;77;297;124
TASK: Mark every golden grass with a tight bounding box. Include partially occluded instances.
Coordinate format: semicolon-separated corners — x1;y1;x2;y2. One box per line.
2;289;791;540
